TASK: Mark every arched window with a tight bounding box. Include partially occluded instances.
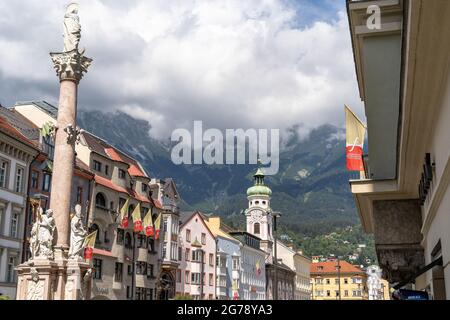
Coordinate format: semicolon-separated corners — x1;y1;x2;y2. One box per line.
95;193;106;208
254;223;260;235
125;232;132;249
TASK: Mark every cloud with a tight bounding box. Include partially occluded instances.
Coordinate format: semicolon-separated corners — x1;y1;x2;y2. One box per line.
0;0;364;140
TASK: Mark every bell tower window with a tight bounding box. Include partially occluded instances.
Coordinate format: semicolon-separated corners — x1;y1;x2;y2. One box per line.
254;223;260;235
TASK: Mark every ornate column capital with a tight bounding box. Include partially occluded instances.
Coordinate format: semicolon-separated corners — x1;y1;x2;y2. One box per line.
50;49;92;83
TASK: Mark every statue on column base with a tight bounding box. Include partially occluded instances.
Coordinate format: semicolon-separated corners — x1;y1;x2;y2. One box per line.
68;204;88;261
29;208;56;262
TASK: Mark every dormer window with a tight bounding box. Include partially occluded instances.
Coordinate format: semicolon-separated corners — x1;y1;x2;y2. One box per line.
118;169;126;179
142;183;148;193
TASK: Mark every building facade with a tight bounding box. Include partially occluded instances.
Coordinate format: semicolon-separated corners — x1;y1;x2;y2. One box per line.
347;0;450;299
0;112;39;299
204;216;241;300
276;242;311;300
11;101;161;300
1;103;94;263
310;260;368;300
150;178;180;300
229;231;266;300
177;211;216;299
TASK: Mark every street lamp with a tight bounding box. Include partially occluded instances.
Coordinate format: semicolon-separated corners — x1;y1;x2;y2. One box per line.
337;256;342;300
272;211;281;300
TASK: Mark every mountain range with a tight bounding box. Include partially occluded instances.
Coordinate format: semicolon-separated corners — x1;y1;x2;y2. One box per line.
77;110;360;239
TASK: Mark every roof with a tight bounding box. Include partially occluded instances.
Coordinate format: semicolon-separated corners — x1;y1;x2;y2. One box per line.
82;131;148;178
94;174;128;194
74;158;94;177
310;261;365;275
0;114;39;150
204;217;238;242
179;211;216;242
94;174;151;204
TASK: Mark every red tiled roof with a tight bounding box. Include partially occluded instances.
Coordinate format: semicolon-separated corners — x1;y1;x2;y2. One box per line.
105;147;124;162
127;188;151;204
153;199;163;209
128;164;146;177
0;115;38;149
94;174;128;194
310;261;364;274
95;174;152;204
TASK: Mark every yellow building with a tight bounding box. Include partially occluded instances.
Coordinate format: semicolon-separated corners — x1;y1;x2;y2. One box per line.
310;261;368;300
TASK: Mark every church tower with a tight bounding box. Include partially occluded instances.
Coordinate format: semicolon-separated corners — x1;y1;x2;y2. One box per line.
245;164;274;261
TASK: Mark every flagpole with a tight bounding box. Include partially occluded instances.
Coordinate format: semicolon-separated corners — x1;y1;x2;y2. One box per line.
131;231;136;300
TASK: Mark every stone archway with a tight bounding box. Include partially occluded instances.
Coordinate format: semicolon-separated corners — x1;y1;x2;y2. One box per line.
158;271;175;300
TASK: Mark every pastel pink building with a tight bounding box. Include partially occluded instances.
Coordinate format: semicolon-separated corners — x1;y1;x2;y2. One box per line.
176;211;216;300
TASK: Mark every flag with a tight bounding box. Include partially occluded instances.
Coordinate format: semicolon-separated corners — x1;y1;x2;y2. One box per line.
132;203;143;233
143;209;154;237
119;198;130;228
256;260;261;276
83;230;97;260
154;213;162;240
345;105;366;171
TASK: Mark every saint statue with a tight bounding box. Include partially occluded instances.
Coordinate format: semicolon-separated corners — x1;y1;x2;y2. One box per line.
63;3;81;52
37;209;56;259
69;204;88;260
29;207;42;260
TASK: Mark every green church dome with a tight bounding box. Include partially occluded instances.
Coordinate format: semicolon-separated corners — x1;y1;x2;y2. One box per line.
247;185;272;196
246;163;272;196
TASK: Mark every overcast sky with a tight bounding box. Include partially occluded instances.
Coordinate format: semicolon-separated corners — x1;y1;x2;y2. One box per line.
0;0;364;140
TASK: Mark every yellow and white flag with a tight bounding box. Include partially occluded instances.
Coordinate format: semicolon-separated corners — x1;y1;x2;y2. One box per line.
154;213;162;240
83;230;98;259
143;209;154;237
131;203;143;233
345;105;366;171
119;198;130;228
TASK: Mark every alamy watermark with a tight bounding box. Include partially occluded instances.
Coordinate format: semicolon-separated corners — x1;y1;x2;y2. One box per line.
171;121;280;175
367;5;381;30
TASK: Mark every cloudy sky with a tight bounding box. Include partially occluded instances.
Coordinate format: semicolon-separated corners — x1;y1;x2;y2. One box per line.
0;0;364;140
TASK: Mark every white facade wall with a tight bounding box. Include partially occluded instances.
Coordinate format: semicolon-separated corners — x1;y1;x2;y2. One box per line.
240;245;266;300
0;138;33;299
176;213;216;299
420;66;450;299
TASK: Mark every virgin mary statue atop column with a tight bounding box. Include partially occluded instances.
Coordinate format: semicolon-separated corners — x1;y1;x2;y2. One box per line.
63;3;81;52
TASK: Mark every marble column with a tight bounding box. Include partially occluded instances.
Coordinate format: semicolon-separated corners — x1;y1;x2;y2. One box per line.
48;49;91;259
